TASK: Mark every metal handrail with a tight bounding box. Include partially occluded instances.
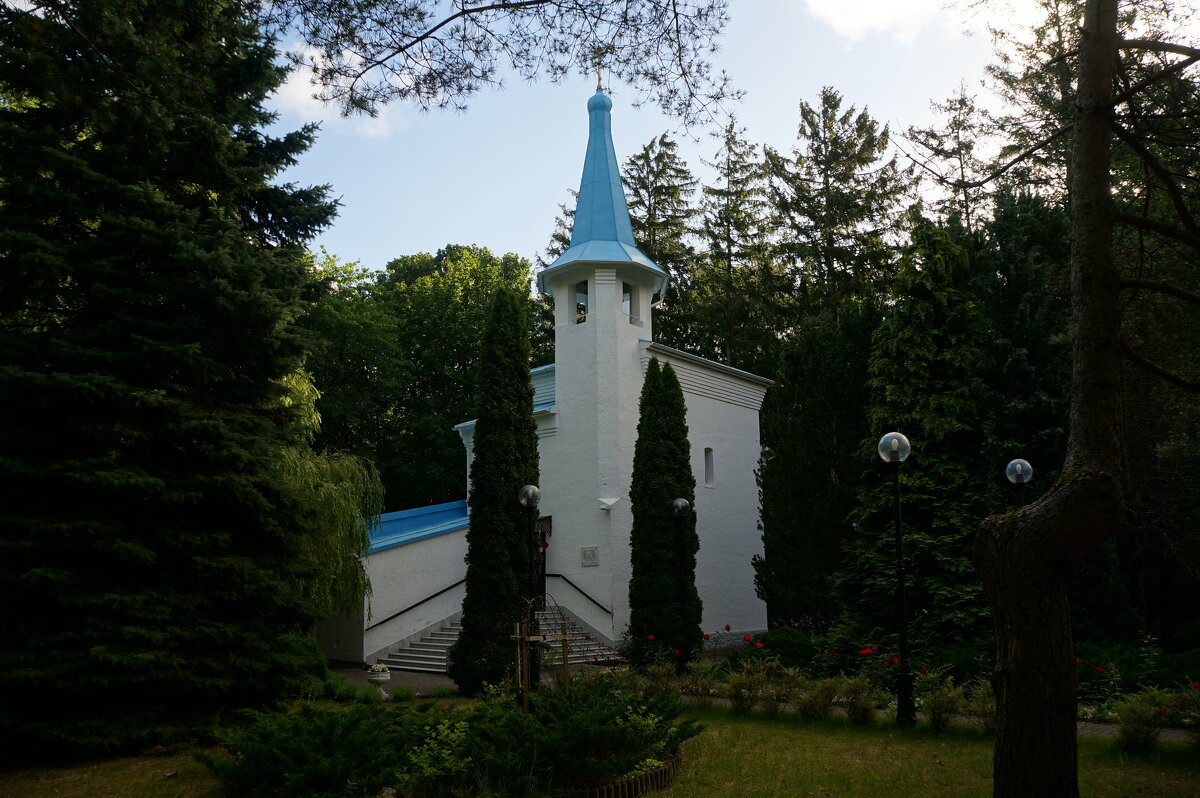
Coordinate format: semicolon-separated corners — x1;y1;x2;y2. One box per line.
364;577;466;631
545;573;612;615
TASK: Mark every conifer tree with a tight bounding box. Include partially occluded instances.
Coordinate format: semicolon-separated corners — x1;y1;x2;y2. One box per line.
0;0;350;754
839;217;991;647
447;286;539;694
692;120;789;372
622;135;700;349
766;87;911;301
627;359;701;669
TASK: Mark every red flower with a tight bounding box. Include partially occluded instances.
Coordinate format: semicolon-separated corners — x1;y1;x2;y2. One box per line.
673;649;681;657
724;624;731;632
647;634;655;641
919;667;928;674
891;656;899;665
883;660;891;667
743;634;753;642
857;648;872;656
584;635;591;640
1095;665;1106;674
703;633;710;640
827;648;837;655
1075;658;1082;665
754;641;764;649
1191;682;1200;690
539;540;549;549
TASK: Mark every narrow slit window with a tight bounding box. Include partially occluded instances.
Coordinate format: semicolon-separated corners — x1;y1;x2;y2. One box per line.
704;447;715;486
622;282;633;321
575;280;588;324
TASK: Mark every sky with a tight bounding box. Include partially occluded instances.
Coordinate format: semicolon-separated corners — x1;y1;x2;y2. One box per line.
265;0;1046;273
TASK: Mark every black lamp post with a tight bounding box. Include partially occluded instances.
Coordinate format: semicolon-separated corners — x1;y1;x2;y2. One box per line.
1005;458;1033;505
670;497;691;674
518;484;541;683
877;432;916;727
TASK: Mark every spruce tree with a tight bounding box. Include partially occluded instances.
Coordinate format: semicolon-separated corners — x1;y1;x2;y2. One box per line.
622;135;700;350
627;359;701;669
839;217;991;648
0;0;347;755
447;286;539;694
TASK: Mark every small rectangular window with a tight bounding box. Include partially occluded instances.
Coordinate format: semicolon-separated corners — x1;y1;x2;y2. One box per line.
575;280;588;324
704;447;715;486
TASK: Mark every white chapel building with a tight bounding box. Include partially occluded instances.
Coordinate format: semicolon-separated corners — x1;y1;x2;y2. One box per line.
318;90;772;668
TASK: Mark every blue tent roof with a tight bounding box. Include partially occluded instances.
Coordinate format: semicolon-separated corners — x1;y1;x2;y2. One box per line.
538;90;665;294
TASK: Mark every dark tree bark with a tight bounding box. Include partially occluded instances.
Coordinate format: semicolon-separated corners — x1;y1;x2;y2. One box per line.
972;1;1125;796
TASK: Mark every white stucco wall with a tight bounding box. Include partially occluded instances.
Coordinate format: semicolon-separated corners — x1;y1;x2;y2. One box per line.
361;528;468;659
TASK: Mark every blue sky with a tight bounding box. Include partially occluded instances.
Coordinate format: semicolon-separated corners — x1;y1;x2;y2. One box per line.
266;1;1042;272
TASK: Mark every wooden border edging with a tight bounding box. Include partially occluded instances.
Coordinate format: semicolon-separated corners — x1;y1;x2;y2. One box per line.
550;750;683;798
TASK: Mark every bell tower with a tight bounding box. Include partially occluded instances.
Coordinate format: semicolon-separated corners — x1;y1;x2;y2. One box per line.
535;89;668;638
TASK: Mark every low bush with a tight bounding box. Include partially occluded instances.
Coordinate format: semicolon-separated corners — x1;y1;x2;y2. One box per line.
839;676;876;726
202;678;702;797
1114;689;1174;752
963;677;997;736
795;678;839;721
917;672;964;733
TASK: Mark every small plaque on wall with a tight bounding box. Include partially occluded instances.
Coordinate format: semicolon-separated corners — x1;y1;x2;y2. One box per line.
581;547;599;567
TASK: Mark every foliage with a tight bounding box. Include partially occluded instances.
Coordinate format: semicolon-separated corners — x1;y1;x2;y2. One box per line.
765;86;911;301
447;287;539;695
627;359;702;669
1114;689;1176;752
260;0;735;122
302;245;544;511
916;671;965;733
623;133;700;347
0;0;355;757
203;680;701;797
840;216;992;647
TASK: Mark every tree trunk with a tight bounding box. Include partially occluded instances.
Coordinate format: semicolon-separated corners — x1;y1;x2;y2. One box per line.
973;1;1125;796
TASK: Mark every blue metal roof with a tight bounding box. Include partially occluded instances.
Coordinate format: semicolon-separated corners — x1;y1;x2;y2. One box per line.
367;500;468;554
539;90;665;294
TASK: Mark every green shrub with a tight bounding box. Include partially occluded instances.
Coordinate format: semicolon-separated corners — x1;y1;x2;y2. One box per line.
964;677;997;736
796;678;839;721
429;687;454;699
199;703;427;797
725;669;759;715
390;686;416;702
1115;689;1173;752
839;676;876;726
917;672;964;733
204;680;702;798
680;661;723;708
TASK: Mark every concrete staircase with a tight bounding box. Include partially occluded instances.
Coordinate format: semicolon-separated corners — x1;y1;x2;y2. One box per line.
377;607;621;674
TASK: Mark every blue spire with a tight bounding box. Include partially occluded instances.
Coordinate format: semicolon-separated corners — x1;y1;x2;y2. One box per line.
539;90;664;292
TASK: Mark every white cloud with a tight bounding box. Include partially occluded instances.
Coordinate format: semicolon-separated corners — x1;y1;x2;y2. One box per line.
803;0;1044;45
268;46;412;139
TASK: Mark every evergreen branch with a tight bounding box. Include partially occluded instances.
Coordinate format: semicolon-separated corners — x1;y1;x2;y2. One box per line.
1111;122;1198;236
1111;54;1200;108
956;125;1072;189
1114;211;1200;249
1120;39;1200;59
1120;338;1200;392
1119;279;1200;305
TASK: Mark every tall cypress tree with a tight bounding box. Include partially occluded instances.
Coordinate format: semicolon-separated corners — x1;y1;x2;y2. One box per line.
627;359;701;669
447;286;539;694
0;0;342;754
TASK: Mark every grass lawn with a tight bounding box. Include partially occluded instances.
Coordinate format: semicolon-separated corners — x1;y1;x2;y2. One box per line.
2;708;1196;797
662;708;1200;797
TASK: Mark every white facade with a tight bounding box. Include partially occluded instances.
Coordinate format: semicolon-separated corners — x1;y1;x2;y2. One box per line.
324;90;771;663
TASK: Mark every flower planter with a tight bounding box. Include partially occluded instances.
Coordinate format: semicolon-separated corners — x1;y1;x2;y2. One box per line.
366;669;391;697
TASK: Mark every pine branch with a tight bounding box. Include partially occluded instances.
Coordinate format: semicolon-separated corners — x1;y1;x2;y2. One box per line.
1112;122;1198;236
1119;278;1200;305
1120;39;1200;59
1120;339;1200;392
1114;211;1200;248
